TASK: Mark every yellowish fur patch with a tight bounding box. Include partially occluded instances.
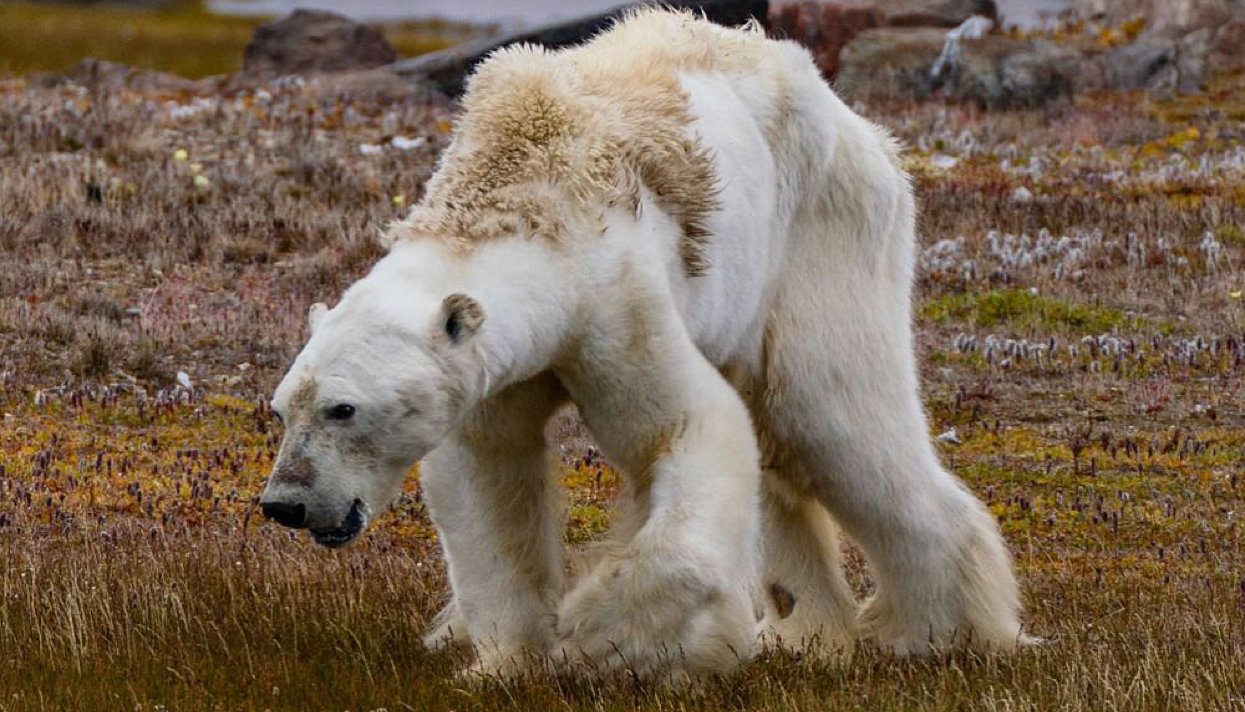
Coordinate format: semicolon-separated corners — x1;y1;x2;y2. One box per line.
388;8;777;276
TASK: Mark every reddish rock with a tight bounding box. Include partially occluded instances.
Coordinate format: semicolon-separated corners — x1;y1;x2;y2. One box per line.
768;1;999;79
1210;18;1245;71
769;2;883;78
242;10;397;81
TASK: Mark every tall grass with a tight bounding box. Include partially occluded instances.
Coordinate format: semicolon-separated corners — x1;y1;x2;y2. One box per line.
1;517;1242;710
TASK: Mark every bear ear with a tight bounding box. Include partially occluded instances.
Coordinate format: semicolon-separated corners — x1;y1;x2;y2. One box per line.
308;302;329;334
439;293;484;345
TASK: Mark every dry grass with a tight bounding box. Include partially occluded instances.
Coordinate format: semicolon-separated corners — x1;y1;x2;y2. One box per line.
1;62;1245;710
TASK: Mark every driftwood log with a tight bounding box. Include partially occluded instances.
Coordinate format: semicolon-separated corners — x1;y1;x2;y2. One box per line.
391;0;769;96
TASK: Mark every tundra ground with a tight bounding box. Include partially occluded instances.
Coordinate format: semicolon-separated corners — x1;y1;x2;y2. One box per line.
1;67;1244;710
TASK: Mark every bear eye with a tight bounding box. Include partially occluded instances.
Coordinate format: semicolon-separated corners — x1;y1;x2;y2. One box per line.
326;404;356;421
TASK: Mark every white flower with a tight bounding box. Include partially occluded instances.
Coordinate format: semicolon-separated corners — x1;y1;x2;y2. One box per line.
358;143;384;156
177;371;193;390
391;136;426;151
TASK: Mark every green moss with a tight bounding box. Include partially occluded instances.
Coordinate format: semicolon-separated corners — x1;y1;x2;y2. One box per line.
1216;223;1245;247
922;288;1141;334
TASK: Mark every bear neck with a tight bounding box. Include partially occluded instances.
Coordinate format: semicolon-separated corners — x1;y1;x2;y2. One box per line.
383;237;577;400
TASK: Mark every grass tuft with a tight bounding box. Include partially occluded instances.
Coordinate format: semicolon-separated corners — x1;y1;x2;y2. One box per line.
923;288;1142;333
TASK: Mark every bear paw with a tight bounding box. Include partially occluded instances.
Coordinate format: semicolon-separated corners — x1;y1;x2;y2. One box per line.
553;553;756;679
422;600;469;651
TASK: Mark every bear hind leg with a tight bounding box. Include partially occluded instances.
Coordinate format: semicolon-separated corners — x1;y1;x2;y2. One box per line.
758;470;858;660
757;295;1026;653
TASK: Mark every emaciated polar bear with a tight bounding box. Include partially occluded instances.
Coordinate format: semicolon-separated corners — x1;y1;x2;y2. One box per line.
260;8;1026;678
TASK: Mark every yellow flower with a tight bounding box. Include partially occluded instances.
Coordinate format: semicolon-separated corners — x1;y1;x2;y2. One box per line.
193;174;210;189
189;162;203;174
1231;290;1242;300
173;148;189;162
392;194;405;206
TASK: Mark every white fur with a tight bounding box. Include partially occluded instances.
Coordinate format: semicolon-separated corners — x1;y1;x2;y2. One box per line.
263;9;1025;680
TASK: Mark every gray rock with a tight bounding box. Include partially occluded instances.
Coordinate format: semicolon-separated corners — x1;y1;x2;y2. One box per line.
944;36;1081;106
1102;30;1209;96
1071;0;1242;38
835;27;947;99
992;39;1083;105
1104;39;1180;93
67;58;208;94
838;27;1083;106
298;67;431;102
243;10;397;81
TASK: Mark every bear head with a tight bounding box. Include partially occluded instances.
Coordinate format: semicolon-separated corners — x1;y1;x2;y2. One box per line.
260;280;486;548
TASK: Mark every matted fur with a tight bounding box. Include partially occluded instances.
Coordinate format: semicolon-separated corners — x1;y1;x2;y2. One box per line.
391;9;783;275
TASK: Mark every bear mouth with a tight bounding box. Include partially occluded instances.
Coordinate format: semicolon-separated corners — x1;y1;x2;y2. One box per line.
310;499;370;549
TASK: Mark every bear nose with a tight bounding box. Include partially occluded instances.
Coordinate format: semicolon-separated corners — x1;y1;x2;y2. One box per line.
261;501;307;529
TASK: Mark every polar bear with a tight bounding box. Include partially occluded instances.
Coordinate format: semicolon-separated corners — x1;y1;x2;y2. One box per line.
260;8;1025;678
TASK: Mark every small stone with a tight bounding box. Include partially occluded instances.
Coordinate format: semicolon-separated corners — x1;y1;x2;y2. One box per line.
391;136;426;151
1011;186;1034;202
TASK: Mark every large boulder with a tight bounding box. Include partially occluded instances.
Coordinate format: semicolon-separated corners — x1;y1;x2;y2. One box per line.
242;10;397;81
834;27;947;98
1071;0;1242;37
836;27;1084;106
1102;29;1211;95
392;0;768;96
768;1;998;79
1067;0;1241;94
954;36;1084;105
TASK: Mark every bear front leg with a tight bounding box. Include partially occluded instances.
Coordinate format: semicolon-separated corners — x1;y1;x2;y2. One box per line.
555;345;763;679
419;374;566;676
